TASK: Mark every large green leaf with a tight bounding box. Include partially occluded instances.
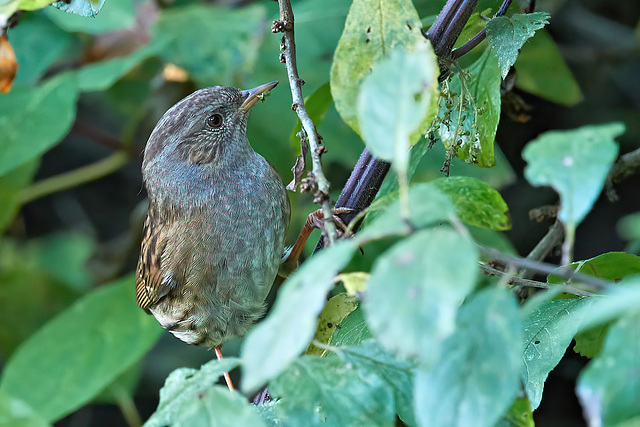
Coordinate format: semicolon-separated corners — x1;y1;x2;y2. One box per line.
415;288;522;427
436;48;502;167
331;0;426;135
485;12;550;79
143;358;251;427
338;341;416;426
289;82;333;148
520;297;592;409
357;44;439;176
0;390;50;427
523;123;622;230
0;276;164;422
270;356;395;426
577;314;640;426
330;305;373;348
152;4;267;86
0;73;78;176
306;293;359;356
47;0;133;33
515;29;582;106
433;176;511;230
365;227;478;368
241;240;357;393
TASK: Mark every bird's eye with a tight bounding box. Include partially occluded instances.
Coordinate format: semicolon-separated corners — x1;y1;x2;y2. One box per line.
206;114;223;128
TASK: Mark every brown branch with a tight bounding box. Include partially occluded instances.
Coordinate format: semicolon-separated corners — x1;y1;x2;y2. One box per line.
274;0;337;243
605;147;640;201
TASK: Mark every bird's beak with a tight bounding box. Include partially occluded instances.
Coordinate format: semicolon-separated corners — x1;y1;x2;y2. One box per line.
240;81;278;112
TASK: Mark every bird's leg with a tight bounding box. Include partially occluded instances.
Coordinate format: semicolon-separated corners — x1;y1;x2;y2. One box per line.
214;347;235;391
280;207;352;277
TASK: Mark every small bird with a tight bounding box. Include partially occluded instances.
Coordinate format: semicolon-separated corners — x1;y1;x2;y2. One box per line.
135;82;290;365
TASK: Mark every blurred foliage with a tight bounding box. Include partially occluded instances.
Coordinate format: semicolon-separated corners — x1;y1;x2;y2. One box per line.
0;0;639;426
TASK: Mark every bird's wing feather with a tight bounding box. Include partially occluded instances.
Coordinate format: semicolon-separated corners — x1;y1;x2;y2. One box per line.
135;214;174;309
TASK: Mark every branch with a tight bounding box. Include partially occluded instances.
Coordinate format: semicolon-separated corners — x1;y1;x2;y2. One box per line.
274;0;337;244
479;245;612;293
451;0;513;59
480;263;594;297
605;146;640;201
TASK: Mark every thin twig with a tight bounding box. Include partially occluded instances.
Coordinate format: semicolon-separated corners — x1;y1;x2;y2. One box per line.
479;245;611;292
524;220;564;264
452;0;513;59
605;146;640;201
274;0;337;244
480;264;594;297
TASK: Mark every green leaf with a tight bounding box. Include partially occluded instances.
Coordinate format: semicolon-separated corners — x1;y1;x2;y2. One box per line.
0;275;164;422
578;275;640;332
331;0;426;135
521;297;592;410
47;0;132;32
356;182;455;244
0;0;52;14
495;397;534;427
485;12;550;79
515;29;582;106
365;227;478;368
432;176;511;230
414;288;522;427
7;12;74;86
523;123;623;230
0;160;37;234
357;44;439;175
436;48;502;167
577;313;640;426
0;73;78;176
50;0;105;17
330;305;373;348
270;356;395;427
573;324;610;359
289;82;333;148
76;41;164;92
144;358;245;427
0;390;50;427
241;240;357;393
306;293;359;356
338;341;416;426
152;4;266;86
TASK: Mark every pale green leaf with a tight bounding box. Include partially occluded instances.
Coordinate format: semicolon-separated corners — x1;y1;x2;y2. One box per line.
0;73;78;176
51;0;105;17
47;0;132;32
523;123;623;229
577;314;640;426
306;293;359;356
0;390;50;427
241;241;357;393
357;43;439;175
331;0;426;135
415;288;522;427
0;276;164;422
330;305;373;348
485;13;550;79
365;227;478;368
433;176;511;230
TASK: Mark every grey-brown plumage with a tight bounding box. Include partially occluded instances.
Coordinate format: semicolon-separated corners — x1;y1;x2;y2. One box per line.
135;82;289;349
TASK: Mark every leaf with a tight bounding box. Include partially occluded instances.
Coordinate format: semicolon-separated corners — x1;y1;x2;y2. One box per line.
51;0;105;17
436;48;502;167
357;43;439;177
330;305;373;348
0;0;53;14
338;341;416;426
289;82;333;148
152;4;266;86
523;123;622;230
356;182;455;244
47;0;133;33
270;356;395;427
337;271;369;295
365;227;478;368
515;29;582;106
144;358;244;427
577;314;640;427
0;275;164;422
306;293;359;356
520;297;592;410
0;73;78;176
240;240;357;393
485;12;550;79
414;288;522;427
495;397;534;427
0;159;37;234
331;0;426;135
432;176;511;230
0;390;50;427
578;275;640;332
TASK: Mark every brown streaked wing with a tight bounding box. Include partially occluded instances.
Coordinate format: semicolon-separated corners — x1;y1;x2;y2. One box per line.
135;214;173;310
